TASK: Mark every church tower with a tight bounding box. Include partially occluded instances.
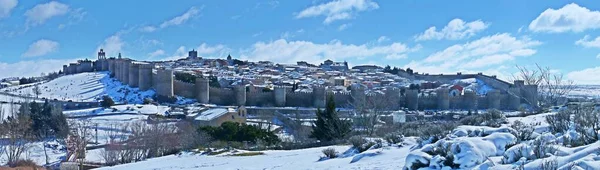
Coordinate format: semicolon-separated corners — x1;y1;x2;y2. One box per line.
98;49;106;59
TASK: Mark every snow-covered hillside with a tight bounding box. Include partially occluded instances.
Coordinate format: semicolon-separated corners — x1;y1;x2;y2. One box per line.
3;72;155;104
99;144;412;170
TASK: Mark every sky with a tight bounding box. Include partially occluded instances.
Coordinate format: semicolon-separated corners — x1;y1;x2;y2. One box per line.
0;0;599;84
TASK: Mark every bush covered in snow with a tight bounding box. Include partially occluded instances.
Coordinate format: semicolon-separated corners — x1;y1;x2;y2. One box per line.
510;120;537;142
396;121;457;142
384;133;404;146
459;109;507;127
321;147;338;159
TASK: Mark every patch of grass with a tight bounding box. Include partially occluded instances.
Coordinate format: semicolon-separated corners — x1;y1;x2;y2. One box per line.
207;150;229;156
231;152;264;156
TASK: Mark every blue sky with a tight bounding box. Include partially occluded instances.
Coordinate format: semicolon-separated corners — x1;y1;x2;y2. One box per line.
0;0;599;84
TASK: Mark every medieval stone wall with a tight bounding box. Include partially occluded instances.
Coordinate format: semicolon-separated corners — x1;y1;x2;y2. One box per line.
209;87;235;105
70;58;538;110
173;80;196;98
246;91;275;106
286;92;313;107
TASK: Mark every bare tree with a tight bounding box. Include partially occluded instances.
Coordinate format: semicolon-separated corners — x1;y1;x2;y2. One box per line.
68;120;93;169
33;84;42;99
351;90;399;136
512;64;574;108
1;112;33;166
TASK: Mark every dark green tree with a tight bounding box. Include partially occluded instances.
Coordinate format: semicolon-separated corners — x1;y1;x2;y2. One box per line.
209;76;221;88
310;95;352;142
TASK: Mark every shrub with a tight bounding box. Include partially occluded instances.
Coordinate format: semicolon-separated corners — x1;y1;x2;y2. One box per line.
398;121;457;142
532;135;557;159
573;106;600;144
322;148;338;159
510;120;536;142
384;133;404;145
540;158;558;170
232;152;264;156
348;136;376;152
143;98;153;104
100;95;115;108
349;136;367;149
545;109;571;134
459;109;507;127
8;159;38;168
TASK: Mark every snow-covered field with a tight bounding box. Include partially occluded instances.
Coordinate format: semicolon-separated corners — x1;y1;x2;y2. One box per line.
99;144;412;170
568;85;600;99
3;72;155;104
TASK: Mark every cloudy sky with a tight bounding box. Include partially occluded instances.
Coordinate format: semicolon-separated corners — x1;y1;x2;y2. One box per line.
0;0;599;84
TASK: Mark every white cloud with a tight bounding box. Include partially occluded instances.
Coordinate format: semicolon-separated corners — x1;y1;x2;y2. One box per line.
252;32;263;37
22;39;59;57
463;54;515;69
597;53;600;59
139;6;202;33
96;35;124;57
281;32;294;39
567;67;600;84
405;33;541;76
415;18;489;41
296;0;379;24
377;36;390;43
196;43;227;55
575;35;600;48
25;1;69;26
338;23;351;31
148;49;165;58
0;0;18;19
240;38;418;64
159;6;201;29
0;58;79;78
139;26;157;33
164;46;188;61
529;3;600;33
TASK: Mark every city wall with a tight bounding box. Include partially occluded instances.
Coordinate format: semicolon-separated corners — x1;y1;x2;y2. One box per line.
61;58;537;110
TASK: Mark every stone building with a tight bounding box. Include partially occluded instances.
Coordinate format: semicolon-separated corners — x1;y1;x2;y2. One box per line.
189;107;247;127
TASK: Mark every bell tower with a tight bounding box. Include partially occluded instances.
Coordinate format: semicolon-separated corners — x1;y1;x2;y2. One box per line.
98;49;106;59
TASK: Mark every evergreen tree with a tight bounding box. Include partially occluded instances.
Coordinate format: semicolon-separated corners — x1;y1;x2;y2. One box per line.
310;95;352;142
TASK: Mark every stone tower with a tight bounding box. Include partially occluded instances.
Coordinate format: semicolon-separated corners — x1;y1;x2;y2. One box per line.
156;68;174;98
274;86;287;107
138;63;153;91
128;62;140;87
406;89;419;111
464;90;478;111
97;49;106;60
62;65;69;75
508;86;521;110
487;90;501;109
122;60;130;85
108;59;115;77
235;85;247;106
195;77;209;103
437;88;449;110
313;86;326;108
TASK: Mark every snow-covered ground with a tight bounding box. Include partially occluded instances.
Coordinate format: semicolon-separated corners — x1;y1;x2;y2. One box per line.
63;104;170;117
3;72;155;104
568;85;600;99
99;144;412;170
